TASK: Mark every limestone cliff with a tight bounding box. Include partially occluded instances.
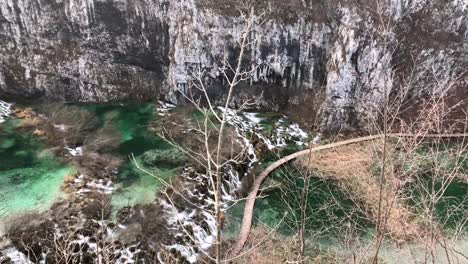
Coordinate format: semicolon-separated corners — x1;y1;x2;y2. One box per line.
0;0;466;132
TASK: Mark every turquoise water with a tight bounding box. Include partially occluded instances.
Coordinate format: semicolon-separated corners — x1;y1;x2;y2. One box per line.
225;164;373;240
0;118;73;220
81;104;177;211
0;103;179;221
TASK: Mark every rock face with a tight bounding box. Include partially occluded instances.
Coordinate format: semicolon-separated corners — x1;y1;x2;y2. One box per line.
0;0;466;132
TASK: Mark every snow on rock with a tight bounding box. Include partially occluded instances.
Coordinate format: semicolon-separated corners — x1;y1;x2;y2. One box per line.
0;100;12;124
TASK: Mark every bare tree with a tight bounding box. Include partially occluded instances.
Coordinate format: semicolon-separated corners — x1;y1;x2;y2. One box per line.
135;4;265;263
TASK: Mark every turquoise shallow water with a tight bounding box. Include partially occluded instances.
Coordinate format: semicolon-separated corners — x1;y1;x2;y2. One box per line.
81;103;177;211
0;103;178;221
0;118;73;220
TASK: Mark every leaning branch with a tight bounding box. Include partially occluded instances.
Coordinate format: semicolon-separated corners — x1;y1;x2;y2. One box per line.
231;132;468;256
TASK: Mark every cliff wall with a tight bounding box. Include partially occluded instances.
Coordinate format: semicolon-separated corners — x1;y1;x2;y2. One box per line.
0;0;466;132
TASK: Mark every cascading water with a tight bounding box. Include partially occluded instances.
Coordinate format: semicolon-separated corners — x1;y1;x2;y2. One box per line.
158;107;310;263
0;102;311;263
160;166;241;263
0;100;12;123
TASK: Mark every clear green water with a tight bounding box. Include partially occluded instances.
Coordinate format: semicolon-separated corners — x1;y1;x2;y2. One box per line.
0;118;73;220
407;175;468;230
111;156;177;212
224;164;373;240
81;104;177;212
0;103;179;221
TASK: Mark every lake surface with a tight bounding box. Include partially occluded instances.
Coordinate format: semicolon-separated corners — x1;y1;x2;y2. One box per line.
0;117;73;222
0;103;178;223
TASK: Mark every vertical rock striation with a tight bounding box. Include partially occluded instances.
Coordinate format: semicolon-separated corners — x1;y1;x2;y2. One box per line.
0;0;466;132
0;0;169;101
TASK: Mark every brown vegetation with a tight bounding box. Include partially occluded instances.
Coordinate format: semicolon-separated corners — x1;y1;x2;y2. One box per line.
296;142;422;243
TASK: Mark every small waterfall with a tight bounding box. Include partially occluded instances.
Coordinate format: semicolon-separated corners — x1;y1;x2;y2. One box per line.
161;165;241;263
220;106;309;153
160;108;309;263
0;100;12;124
0;246;33;264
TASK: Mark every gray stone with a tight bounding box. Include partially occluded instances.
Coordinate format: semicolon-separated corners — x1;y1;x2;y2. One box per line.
0;0;466;132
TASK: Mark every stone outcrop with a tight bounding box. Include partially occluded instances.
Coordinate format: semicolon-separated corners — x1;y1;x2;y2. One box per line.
0;0;466;132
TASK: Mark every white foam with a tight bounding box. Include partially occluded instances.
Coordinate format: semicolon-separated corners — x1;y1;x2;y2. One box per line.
157;101;176;116
160;166;241;263
1;247;33;264
86;179;114;194
65;146;83;156
158;107;308;263
0;100;12;124
220;106;309;154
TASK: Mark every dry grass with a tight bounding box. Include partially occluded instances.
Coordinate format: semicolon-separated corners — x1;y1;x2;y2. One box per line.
296;142;423;243
229;226;301;264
